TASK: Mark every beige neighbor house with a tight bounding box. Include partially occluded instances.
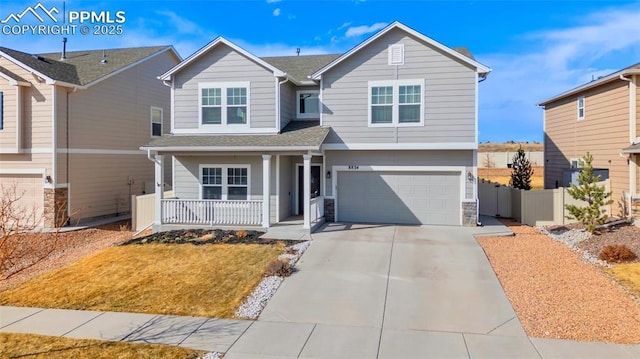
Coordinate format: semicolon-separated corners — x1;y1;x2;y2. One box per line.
538;63;640;213
0;44;180;227
142;22;491;232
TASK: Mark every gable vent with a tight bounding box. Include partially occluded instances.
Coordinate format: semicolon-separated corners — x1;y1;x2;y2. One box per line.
388;44;404;65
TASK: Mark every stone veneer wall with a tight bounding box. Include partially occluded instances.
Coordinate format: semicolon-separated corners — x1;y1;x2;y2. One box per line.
324;198;335;222
44;188;69;228
462;201;478;226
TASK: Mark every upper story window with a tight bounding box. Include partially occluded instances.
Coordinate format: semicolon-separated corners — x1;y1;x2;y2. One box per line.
201;165;250;200
297;90;320;119
577;96;585;120
151;107;162;137
199;82;250;126
368;79;424;127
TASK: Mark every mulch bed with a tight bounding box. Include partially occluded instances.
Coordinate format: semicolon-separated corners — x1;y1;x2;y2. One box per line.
124;229;299;246
577;222;640;262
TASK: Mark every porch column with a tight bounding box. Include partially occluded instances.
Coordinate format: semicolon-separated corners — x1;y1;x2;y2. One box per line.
303;154;312;229
154;154;164;226
262;154;272;228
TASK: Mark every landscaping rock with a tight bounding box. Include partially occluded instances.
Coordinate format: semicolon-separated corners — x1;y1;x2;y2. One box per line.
123;229;298;247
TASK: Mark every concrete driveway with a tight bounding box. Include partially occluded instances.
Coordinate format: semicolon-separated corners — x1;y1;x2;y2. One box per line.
225;222;544;359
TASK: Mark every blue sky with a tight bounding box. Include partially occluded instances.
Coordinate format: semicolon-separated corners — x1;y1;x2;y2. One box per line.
2;0;640;143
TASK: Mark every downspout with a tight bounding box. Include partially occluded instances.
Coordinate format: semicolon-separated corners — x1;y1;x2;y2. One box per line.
51;85;57;187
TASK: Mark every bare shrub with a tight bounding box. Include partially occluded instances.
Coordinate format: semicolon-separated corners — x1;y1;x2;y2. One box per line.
599;245;637;263
236;229;248;239
264;258;293;277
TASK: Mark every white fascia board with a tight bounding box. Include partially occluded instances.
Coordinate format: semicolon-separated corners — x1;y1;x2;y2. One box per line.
171;128;279;135
0;72;31;87
0;50;56;85
311;21;491;80
159;37;285;81
321;142;477;150
141;145;321;152
83;47;180;88
538;68;640;106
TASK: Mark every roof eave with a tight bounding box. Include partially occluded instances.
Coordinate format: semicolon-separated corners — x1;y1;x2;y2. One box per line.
0;50;58;85
538;68;640;106
140;145;322;152
311;21;491;80
159;37;285;81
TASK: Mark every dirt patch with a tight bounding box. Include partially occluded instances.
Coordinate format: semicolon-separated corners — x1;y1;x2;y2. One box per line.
477;220;640;343
576;223;640;262
0;221;134;292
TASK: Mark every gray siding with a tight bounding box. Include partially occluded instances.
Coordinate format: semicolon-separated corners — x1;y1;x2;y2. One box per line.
325;150;474;199
322;28;476;144
173;44;276;131
280;82;295;130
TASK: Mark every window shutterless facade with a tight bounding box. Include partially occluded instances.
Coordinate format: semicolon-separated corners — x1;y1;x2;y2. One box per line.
199;82;250;127
200;165;250;200
577;96;585;120
368;79;424;127
151;107;162;137
296;90;320;119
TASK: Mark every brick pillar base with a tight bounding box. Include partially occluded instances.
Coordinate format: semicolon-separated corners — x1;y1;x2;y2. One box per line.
324;198;335;222
462;201;478;226
44;188;69;228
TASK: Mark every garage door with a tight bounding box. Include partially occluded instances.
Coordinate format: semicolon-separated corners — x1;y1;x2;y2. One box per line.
0;174;44;223
337;171;461;225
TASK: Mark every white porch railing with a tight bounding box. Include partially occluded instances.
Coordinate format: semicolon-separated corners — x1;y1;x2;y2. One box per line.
310;196;325;226
161;199;263;226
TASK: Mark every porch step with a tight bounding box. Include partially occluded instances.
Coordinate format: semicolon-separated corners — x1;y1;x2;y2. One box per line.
260;227;312;241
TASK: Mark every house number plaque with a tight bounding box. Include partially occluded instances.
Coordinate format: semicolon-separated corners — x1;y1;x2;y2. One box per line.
348;165;359;170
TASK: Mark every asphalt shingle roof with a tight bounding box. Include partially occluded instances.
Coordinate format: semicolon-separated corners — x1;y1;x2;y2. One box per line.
0;65;28;83
0;45;171;86
261;54;341;83
143;121;330;150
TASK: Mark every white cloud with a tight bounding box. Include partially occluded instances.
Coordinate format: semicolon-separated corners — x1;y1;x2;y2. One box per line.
273;8;281;16
266;0;281;3
476;5;640;141
155;10;202;35
338;22;351;30
345;22;387;38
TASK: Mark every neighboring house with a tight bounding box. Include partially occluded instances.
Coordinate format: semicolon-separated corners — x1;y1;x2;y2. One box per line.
0;44;180;227
538;63;640;210
142;22;491;231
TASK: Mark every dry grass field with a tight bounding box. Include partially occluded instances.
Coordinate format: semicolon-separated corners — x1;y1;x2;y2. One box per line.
479;142;543;152
478;166;545;189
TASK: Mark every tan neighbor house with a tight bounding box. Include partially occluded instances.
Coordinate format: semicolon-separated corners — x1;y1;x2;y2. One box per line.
0;44;180;227
538;64;640;212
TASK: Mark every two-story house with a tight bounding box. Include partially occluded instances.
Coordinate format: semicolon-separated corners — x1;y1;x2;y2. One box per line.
539;64;640;212
143;22;490;232
0;44;180;227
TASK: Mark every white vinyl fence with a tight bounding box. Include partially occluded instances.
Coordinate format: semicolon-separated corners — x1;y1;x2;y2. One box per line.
479;180;611;226
131;191;173;232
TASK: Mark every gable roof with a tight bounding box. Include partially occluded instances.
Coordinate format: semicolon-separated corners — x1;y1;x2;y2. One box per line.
0;65;30;86
142;120;330;152
538;63;640;106
311;21;491;80
261;54;341;84
159;37;285;81
0;45;178;88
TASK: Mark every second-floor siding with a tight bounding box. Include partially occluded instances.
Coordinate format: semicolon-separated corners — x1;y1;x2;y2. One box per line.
321;28;477;145
172;44;276;132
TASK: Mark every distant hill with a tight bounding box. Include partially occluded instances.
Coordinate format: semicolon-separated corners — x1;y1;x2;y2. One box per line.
479;142;543;152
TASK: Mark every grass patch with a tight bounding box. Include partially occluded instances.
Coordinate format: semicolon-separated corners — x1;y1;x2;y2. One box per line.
0;332;204;359
607;263;640;296
0;243;284;318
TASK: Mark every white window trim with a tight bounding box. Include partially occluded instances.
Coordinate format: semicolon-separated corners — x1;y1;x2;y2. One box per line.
368;79;425;127
198;82;251;128
388;44;405;65
296;90;320;119
577;96;585;121
199;164;251;200
150;106;163;138
570;158;581;169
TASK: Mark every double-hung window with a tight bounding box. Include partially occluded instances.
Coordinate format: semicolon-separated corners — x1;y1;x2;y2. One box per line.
201;165;250;200
577;96;585;120
200;82;250;126
369;80;424;126
297;90;320;119
150;107;162;137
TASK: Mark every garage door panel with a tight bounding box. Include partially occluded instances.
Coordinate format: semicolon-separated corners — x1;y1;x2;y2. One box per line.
337;171;460;225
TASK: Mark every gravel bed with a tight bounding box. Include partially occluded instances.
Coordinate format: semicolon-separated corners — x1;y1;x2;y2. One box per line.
477;221;640;343
235;241;310;319
577;223;640;263
537;225;606;265
199;351;222;359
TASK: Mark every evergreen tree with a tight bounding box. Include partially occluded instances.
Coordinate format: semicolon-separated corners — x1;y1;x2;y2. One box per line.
565;152;613;232
510;147;534;190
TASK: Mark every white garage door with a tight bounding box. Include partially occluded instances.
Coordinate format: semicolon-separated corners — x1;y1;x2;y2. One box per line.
0;174;44;223
337;171;461;225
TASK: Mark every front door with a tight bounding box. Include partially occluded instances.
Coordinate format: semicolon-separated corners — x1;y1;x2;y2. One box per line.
298;165;321;214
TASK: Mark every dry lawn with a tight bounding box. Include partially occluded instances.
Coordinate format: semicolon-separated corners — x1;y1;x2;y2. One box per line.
478;142;543;152
0;243;284;318
478;166;544;189
607;263;640;297
477;221;640;343
0;332;204;359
